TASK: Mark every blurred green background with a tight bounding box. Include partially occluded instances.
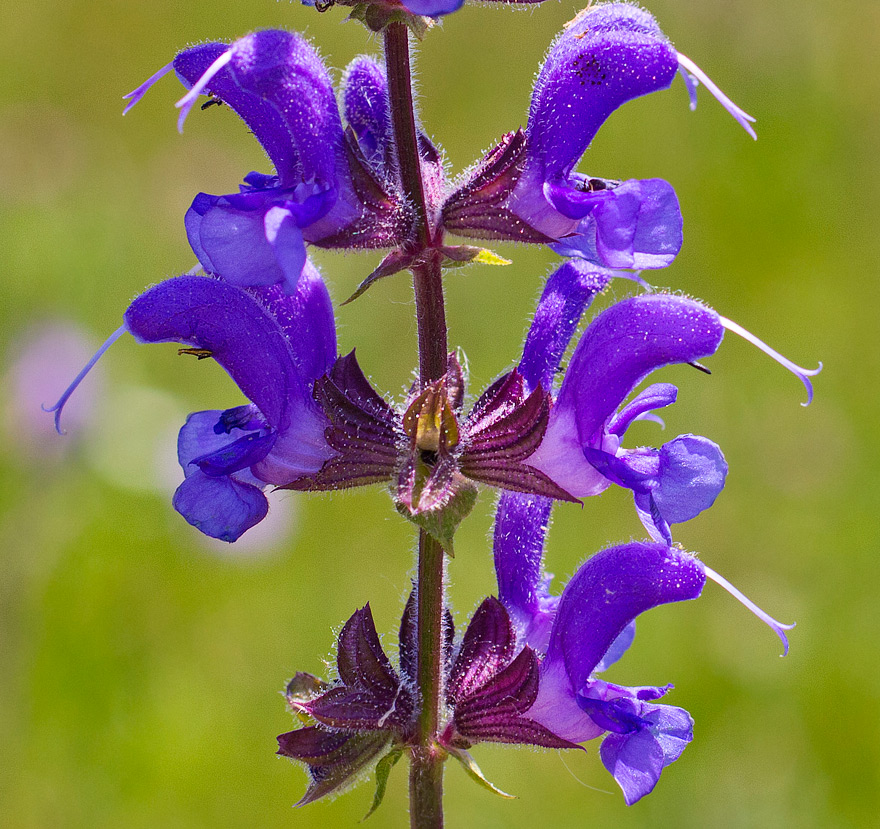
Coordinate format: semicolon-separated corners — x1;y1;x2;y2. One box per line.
1;0;876;826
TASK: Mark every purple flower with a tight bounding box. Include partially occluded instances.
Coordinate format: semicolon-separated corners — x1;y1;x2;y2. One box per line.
514;260;726;540
128;265;339;541
443;3;756;267
123;32;408;294
492;491;796;803
515;260;819;542
46;262;342;541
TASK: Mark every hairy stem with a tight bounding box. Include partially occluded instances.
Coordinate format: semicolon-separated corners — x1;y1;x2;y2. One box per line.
385;22;432;249
384;21;449;829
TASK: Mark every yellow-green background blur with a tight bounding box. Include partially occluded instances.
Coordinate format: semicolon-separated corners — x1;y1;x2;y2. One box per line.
2;0;876;826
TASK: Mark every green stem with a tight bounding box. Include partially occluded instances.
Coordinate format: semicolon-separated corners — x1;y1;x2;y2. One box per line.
384;21;449;829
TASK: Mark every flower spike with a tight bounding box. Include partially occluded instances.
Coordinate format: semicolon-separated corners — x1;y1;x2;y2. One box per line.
719;315;822;405
42;324;128;434
702;564;795;656
677;53;757;140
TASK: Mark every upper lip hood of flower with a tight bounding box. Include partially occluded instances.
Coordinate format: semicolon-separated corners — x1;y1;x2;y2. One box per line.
173;32;345;188
45;261;345;542
124;32;410;295
527;4;679;182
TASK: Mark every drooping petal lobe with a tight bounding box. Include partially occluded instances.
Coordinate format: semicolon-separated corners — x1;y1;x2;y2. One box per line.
598;701;694;805
187;196;306;292
171;410;270;541
173;470;268;542
550;178;683;269
651;435;727;525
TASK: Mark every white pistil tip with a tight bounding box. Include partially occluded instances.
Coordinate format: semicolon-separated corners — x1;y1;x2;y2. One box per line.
122;62;174;116
174;50;232;133
42;324;128;434
703;564;795;656
677;52;757;140
719;315;822;406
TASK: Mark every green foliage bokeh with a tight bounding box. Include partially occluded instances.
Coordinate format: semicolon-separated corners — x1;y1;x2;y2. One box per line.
1;1;877;826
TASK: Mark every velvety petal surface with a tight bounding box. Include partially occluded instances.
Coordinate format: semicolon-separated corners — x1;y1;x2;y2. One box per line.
526;4;679;178
247;258;337;386
548;543;705;691
492;492;557;652
223;30;345;187
124;276;306;431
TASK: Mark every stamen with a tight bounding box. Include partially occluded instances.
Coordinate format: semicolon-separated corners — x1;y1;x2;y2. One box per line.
702;564;795;656
719;315;822;406
676;53;757;140
42;324;128;435
122;62;174;116
175;50;233;133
